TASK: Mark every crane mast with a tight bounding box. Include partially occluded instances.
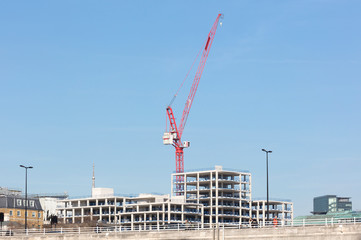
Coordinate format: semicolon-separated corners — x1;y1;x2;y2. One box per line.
163;14;223;191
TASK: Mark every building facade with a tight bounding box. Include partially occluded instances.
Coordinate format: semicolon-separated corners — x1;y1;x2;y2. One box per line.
171;166;252;226
32;194;68;224
0;195;44;229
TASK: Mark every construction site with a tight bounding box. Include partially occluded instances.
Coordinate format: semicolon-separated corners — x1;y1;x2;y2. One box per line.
55;14;293;229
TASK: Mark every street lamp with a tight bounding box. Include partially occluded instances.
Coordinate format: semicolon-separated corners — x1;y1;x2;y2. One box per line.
19;165;33;231
261;149;272;223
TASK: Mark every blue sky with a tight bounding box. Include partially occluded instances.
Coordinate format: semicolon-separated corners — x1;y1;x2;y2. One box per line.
0;0;360;217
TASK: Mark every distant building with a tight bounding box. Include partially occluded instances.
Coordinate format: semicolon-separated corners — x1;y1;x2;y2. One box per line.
313;195;352;215
31;193;68;224
251;199;293;225
0;187;21;196
0;195;44;229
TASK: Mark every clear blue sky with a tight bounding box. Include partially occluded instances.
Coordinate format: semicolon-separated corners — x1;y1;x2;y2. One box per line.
1;1;360;217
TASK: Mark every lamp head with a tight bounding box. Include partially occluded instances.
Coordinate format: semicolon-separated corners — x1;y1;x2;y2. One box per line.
20;165;25;168
262;149;266;152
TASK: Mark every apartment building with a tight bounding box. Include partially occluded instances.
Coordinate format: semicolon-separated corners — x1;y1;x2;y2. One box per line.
171;166;252;226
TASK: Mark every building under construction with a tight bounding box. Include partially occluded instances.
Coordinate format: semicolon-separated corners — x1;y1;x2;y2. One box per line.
57;165;293;228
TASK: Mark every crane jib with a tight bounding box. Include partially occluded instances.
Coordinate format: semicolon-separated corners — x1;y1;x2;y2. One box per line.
164;14;222;183
205;37;211;50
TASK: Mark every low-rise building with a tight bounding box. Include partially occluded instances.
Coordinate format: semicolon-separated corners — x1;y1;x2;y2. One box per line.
0;195;44;229
251;199;293;226
313;195;352;215
58;193;204;229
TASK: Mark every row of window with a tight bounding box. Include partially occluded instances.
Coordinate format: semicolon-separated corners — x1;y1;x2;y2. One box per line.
9;210;41;218
16;199;35;207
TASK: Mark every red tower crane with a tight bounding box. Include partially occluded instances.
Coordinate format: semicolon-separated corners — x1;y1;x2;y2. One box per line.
163;14;223;186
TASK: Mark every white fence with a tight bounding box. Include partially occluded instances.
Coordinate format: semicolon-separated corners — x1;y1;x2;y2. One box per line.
1;217;361;236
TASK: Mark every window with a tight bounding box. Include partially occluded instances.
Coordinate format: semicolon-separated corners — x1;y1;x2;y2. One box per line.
17;211;21;216
23;200;28;207
9;210;13;216
32;212;36;217
17;199;22;206
38;212;41;218
30;201;35;207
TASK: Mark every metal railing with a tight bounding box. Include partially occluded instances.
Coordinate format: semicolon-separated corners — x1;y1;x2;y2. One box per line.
1;217;360;236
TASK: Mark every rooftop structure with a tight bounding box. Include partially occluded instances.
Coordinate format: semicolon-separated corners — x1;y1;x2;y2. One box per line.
0;187;22;196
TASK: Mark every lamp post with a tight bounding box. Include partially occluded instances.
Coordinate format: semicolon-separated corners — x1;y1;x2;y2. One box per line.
19;165;33;231
261;149;272;223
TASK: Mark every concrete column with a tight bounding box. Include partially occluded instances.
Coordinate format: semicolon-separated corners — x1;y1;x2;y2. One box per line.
197;173;200;204
157;212;160;230
184;173;187;198
210;172;213;223
246;174;252;220
201;206;204;228
262;201;265;226
239;173;242;225
181;204;184;222
131;214;134;231
81;208;84;223
72;209;75;223
162;203;165;224
63;210;66;223
114;198;117;222
100;207;102;221
167;202;171;224
215;170;218;224
90;207;93;221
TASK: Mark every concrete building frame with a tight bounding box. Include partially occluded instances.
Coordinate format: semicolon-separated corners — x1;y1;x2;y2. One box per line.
171;166;252;226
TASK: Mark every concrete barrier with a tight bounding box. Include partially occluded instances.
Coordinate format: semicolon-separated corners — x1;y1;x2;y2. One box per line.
1;224;361;240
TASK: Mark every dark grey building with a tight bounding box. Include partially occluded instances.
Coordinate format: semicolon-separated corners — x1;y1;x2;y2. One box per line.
313;195;352;215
